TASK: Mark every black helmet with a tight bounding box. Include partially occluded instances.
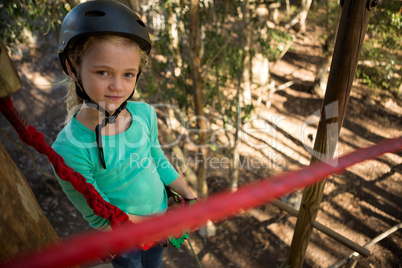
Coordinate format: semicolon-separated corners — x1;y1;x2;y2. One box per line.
58;0;151;75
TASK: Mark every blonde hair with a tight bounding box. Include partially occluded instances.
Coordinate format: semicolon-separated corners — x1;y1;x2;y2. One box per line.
63;35;149;125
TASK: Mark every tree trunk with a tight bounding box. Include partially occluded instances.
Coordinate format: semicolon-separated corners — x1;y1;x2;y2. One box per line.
230;72;242;192
285;0;291;17
299;0;313;33
242;0;252;106
312;10;341;97
188;0;216;238
268;2;281;24
188;0;208;200
312;51;332;97
288;0;375;267
120;0;140;12
158;118;198;189
166;2;183;77
0;140;59;262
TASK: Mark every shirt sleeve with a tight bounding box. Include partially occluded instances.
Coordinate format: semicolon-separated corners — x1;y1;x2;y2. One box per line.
52;138;111;230
149;105;179;186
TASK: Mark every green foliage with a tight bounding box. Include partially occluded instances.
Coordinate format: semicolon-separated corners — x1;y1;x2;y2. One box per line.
357;1;401;94
257;28;293;62
0;0;70;52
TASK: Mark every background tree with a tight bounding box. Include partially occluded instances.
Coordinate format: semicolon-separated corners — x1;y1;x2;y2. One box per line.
285;0;313;32
188;0;209;200
311;0;341;97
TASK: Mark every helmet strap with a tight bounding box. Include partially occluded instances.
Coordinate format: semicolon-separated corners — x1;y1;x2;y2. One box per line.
65;55;92;101
75;80;91;101
93;97;130;169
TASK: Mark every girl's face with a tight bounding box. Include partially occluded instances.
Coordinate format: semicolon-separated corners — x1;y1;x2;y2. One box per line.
79;39;141;113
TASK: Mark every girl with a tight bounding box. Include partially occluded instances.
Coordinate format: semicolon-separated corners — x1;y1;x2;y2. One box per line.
52;1;196;267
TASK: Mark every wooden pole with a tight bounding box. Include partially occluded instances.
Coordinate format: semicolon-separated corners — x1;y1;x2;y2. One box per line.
0;38;81;267
0;40;22;97
0;140;60;262
0;37;60;263
287;0;375;267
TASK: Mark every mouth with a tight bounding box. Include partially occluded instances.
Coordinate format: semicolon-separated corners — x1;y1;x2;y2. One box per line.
105;96;123;101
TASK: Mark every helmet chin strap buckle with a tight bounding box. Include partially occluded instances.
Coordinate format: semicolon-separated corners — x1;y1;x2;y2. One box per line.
108;115;117;124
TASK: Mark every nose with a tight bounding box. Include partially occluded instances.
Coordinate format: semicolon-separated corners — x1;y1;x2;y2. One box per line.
109;76;124;91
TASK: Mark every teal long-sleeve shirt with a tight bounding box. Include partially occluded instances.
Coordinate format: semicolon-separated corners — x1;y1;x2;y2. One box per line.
52;101;179;229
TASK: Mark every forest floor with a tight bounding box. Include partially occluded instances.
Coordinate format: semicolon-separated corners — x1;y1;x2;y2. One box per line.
1;12;401;268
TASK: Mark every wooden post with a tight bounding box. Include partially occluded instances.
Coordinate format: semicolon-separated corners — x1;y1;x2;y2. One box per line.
287;0;375;267
0;140;59;262
0;38;82;267
0;40;22;98
0;38;61;264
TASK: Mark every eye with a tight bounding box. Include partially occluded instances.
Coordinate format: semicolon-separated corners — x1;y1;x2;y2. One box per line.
124;73;135;78
96;71;108;76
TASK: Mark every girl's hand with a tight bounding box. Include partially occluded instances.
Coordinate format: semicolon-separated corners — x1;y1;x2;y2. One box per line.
184;198;197;206
167;177;196;200
168;197;196;248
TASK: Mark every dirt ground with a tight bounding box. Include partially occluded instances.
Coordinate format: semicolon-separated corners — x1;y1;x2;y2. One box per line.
1;18;401;268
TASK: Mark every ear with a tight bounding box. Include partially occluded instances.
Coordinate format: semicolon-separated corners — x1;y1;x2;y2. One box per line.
65;59;78;82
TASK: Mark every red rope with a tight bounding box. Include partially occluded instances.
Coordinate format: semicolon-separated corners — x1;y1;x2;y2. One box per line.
0;97;129;228
1;130;400;268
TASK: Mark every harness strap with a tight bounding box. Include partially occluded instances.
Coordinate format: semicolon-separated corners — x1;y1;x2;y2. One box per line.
66;56;91;101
